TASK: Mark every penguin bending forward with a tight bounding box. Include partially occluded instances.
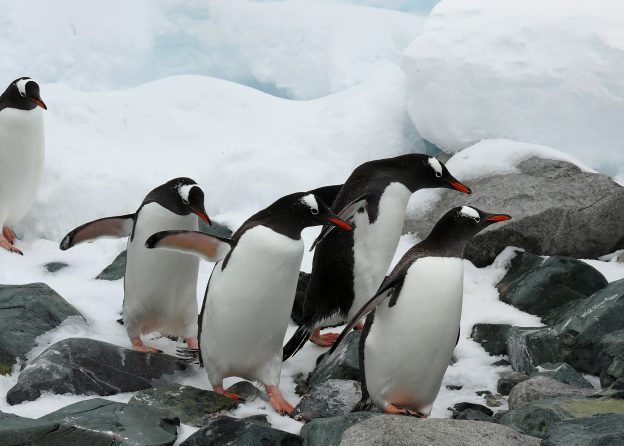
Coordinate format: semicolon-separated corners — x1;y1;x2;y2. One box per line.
60;178;216;353
329;206;511;417
0;77;47;254
283;154;471;360
146;191;353;415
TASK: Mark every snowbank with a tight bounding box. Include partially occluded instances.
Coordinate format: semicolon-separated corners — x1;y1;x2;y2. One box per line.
403;0;624;176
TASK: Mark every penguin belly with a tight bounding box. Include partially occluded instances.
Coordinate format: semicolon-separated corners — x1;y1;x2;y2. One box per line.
0;108;44;224
201;225;303;385
124;202;200;338
364;257;463;415
350;182;411;321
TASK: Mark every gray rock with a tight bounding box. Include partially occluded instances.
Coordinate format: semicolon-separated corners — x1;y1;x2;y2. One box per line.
0;283;84;375
339;416;540;446
542;414;624;446
404;158;624;266
508;376;597;410
308;332;360;387
507;279;624;376
226;380;264;402
6;337;190;404
300;412;380;446
0;399;179;446
530;362;593;389
484;393;504;408
181;415;302;446
597;329;624;388
492;358;511;367
454;409;494;422
496;251;607;324
128;383;237;426
471;323;511;356
500;392;624;438
293;379;361;422
497;371;529;396
43;262;69;273
446;384;463;390
451;402;493;417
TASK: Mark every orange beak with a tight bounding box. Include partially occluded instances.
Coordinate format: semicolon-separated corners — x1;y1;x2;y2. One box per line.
192;208;211;225
327;217;353;231
485;214;512;222
31;98;47;110
449;181;471;194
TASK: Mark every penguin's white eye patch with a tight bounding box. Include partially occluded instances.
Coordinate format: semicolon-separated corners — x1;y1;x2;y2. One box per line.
300;194;319;213
15;78;32;98
428;157;443;178
310;208;319;215
459;206;480;221
178;184;197;204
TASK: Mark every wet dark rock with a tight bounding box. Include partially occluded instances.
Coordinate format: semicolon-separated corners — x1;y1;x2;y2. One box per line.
508;376;597;410
597;329;624;388
541;413;624;446
446;385;463;390
181;415;302;446
497;371;529;396
6;337;189;404
43;262;69;273
493;358;511;367
451;402;493;417
128;383;237;426
530;362;593;389
471;323;512;356
293;379;361;422
308;331;360;387
454;409;494;422
300;412;379;446
226;381;264;402
476;390;491;396
0;283;84;375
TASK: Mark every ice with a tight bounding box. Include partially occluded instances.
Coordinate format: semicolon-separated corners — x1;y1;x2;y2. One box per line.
403;0;624;177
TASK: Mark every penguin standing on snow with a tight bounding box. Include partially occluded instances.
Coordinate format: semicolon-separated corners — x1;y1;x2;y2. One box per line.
60;178;215;353
283;154;471;359
329;206;511;417
146;191;353;414
0;77;47;254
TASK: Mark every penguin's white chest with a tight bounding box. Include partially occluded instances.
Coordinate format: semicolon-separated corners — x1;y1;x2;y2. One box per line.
351;182;412;320
200;226;304;384
364;257;464;414
0;108;44;224
124;202;200;337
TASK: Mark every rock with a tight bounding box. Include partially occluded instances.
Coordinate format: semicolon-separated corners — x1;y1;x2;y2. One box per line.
530;362;593;389
308;331;360;387
446;385;463;390
476;390;491;396
455;409;494;422
6;337;190;405
541;413;624;446
300;412;379;446
492;358;511;367
507;279;624;376
471;323;511;356
340;416;540;445
198;219;233;240
128;383;237;426
451;402;493;418
500;392;624;439
404;158;624;267
485;394;504;408
0;398;178;446
496;251;607;324
181;415;302;446
293;379;361;422
597;329;624;388
226;381;264;402
497;371;529;396
0;283;84;375
290;272;309;325
508;376;597;410
43;262;68;273
96;250;127;281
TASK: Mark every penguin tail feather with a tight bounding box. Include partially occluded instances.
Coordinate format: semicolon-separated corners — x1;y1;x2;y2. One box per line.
282;325;313;361
176;347;201;365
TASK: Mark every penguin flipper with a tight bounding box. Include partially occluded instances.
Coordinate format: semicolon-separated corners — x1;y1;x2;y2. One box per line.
310;193;368;251
60;214;135;250
145;230;233;262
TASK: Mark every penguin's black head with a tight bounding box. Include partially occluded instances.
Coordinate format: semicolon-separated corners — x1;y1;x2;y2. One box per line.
291;193;353;231
144;177;211;225
389;154;471;194
1;77;47;111
427;206;511;245
421;156;471;194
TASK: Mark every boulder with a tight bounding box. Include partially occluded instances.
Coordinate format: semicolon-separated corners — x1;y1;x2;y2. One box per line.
471;324;511;356
404;158;624;267
300;412;380;446
43;262;69;273
128;383;237;426
542;414;624;446
308;331;360;387
500;392;624;439
530;363;593;389
497;371;529;396
597;329;624;388
6;337;190;405
508;376;597;410
293;379;361;422
450;402;493;417
340;416;540;446
0;283;84;375
496;251;607;324
0;399;179;446
181;415;302;446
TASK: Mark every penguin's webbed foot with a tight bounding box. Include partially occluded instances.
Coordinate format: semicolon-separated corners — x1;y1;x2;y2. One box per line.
384;404;428;418
0;238;22;255
2;226;17;243
266;385;293;416
310;328;339;347
131;337;161;353
214;384;242;402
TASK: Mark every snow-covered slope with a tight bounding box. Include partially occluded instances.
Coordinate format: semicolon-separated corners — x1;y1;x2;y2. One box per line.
403;0;624;176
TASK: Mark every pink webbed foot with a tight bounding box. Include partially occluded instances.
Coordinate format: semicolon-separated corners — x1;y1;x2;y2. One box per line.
2;226;17;243
185;337;199;349
214;384;241;401
384;404;428;418
0;238;22;255
310;328;339;347
131;337;161;353
265;385;293;415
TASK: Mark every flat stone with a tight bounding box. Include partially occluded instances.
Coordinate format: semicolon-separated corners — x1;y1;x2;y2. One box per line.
293;379;361;422
471;323;512;356
43;262;69;273
542;413;624;446
451;402;493;417
530;362;593;389
300;412;380;446
497;371;529;396
6;337;190;405
226;381;264;402
454;409;494;422
508;376;597;410
308;331;360;387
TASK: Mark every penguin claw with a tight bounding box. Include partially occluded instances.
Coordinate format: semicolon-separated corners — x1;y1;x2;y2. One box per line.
384;404;427;418
265;385;293;416
310;329;340;347
2;226;17;243
0;239;22;255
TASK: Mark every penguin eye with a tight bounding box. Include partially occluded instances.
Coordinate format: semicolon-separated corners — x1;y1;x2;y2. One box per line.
310;208;319;215
473;217;480;223
435;171;442;178
19;90;26;98
182;198;189;205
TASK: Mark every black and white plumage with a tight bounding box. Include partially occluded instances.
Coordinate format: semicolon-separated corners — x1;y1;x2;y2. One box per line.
282;154;471;360
0;77;47;254
329;206;512;417
145;191;353;415
60;178;215;352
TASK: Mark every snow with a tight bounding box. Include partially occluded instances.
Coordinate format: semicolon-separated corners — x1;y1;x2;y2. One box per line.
403;0;624;177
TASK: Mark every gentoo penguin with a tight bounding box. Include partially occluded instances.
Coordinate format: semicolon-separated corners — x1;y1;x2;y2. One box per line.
329;206;511;417
0;77;47;254
60;178;214;353
282;154;471;360
145;191;353;414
